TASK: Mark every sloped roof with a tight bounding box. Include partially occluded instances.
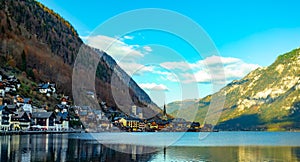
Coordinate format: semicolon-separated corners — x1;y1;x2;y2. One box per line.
0;105;6;111
57;112;68;120
55;104;67;109
41;84;50;89
32;112;54;118
12;112;25;119
24;98;31;103
7;104;17;109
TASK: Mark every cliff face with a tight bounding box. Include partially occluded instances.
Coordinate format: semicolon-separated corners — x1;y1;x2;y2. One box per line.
169;48;300;130
0;0;159;117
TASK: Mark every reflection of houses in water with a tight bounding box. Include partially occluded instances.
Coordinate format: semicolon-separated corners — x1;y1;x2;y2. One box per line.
0;134;69;161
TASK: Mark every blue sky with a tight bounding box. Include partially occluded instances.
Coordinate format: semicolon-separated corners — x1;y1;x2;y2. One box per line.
38;0;300;105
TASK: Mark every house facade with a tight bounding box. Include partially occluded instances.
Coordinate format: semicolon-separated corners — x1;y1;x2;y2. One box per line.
0;105;11;130
32;112;56;130
10;112;31;130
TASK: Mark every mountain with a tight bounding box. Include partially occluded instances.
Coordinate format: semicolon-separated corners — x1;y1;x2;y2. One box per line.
169;48;300;131
166;99;198;114
0;0;160;118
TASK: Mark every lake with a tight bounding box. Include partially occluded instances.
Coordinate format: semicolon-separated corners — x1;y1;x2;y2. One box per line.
1;132;300;161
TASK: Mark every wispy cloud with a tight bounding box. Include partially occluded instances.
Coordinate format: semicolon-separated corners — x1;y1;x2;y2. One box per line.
139;83;168;91
123;35;134;40
160;55;260;84
143;46;153;52
84;35;144;61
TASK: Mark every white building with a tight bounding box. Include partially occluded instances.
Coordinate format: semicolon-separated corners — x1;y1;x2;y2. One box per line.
132;105;137;116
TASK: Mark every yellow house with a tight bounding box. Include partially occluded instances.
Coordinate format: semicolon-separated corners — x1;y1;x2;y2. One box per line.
119;118;141;130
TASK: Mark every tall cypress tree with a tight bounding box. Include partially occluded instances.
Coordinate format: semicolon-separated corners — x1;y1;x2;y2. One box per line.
21;50;27;71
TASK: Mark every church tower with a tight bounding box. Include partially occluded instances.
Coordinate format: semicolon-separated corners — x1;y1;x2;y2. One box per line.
163;103;167;120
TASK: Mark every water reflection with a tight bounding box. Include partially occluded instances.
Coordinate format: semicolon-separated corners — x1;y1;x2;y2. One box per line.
0;134;155;162
1;134;300;161
150;146;300;161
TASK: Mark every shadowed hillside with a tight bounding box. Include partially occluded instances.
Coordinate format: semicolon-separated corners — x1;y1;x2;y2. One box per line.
0;0;161;118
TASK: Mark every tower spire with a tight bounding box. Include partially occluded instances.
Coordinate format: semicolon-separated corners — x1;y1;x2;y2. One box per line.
163;102;167;117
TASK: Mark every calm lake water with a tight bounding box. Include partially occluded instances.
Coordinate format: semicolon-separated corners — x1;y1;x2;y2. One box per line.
1;132;300;161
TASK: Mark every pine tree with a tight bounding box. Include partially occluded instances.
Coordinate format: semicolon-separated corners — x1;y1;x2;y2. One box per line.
21;50;27;71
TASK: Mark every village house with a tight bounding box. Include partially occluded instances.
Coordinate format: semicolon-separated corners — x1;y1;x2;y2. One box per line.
118;117;143;131
55;111;69;130
148;121;159;130
187;122;201;132
10;112;31;130
191;122;201;129
21;103;33;113
2;76;21;93
156;120;170;130
0;105;11;131
60;96;70;105
54;104;68;113
131;105;143;119
32;112;56;130
5;84;16;94
38;82;56;96
6;104;18;112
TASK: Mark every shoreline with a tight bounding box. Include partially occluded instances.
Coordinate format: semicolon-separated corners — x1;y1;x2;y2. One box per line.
0;130;83;136
1;129;299;136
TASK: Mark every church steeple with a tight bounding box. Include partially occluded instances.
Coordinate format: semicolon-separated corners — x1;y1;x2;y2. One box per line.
163;103;167;120
163;103;166;115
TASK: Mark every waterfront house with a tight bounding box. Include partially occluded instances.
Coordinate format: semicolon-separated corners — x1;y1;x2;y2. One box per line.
149;121;159;130
187;122;201;132
6;104;18;112
54;104;68;113
11;112;31;130
32;112;56;130
157;120;169;130
0;105;11;130
139;122;146;131
55;112;69;130
191;122;201;129
119;117;142;131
